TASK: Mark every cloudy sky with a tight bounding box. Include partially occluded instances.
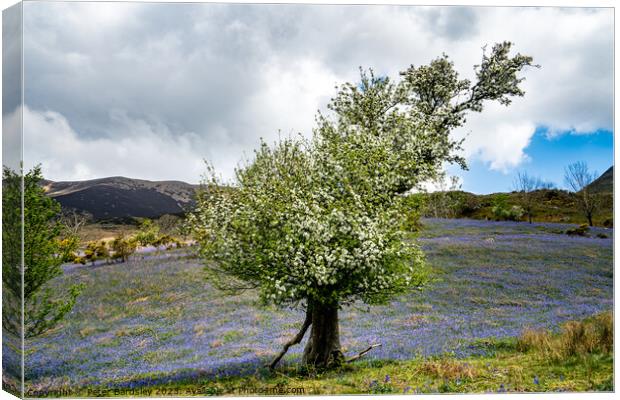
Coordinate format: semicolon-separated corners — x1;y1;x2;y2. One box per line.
11;2;614;193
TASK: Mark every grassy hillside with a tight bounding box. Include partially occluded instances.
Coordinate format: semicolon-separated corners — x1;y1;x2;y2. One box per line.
588;166;613;194
416;189;613;227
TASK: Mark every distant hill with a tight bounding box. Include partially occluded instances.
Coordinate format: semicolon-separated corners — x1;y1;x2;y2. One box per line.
415;186;613;227
43;177;198;221
587;166;613;193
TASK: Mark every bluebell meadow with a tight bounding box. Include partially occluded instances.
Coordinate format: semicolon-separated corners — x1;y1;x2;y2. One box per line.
13;218;612;392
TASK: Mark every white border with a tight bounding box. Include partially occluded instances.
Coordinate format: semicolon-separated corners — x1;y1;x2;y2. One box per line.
0;1;616;400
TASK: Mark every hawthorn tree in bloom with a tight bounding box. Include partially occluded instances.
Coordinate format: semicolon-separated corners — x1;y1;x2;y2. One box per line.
189;42;536;369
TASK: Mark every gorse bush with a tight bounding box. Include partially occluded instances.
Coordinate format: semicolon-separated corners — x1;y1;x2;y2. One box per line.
517;311;612;362
565;223;590;237
84;240;110;265
58;236;80;263
110;234;138;263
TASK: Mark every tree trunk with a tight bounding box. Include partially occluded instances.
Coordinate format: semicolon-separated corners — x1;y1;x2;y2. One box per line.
587;214;593;227
302;301;344;369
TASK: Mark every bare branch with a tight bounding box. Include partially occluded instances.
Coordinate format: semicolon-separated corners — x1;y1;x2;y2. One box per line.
268;309;312;370
346;343;382;363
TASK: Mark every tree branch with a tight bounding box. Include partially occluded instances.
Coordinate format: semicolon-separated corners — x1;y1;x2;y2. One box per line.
268;309;312;370
346;343;382;363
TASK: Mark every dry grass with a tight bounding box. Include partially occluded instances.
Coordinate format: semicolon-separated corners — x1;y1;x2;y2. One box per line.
419;358;479;380
517;311;613;362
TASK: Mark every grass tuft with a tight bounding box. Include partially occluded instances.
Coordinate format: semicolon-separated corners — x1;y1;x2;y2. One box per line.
419;358;479;380
517;311;612;362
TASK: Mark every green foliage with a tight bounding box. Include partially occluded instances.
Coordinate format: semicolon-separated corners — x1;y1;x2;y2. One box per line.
2;166;22;337
189;42;535;311
110;234;137;262
2;165;83;338
84;240;110;265
400;195;426;232
58;236;81;263
73;256;87;265
134;218;183;249
491;194;524;221
135;219;160;247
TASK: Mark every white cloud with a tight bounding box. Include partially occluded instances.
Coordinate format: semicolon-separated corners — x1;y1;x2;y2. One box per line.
2;106;22;172
22;106;205;182
20;3;613;182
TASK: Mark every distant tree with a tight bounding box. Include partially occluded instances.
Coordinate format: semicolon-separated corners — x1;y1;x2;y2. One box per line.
2;166;83;338
425;173;463;218
58;209;91;237
564;161;599;226
189;42;536;370
156;214;183;236
513;171;554;223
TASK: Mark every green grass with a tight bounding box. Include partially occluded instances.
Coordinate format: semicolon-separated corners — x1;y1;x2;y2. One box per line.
49;344;612;397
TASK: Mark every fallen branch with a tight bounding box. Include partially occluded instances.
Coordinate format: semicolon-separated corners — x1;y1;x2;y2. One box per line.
346;343;382;363
268;310;312;370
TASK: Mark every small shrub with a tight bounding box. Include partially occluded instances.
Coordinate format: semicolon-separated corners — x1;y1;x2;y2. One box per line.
58;236;80;263
73;256;86;265
153;234;174;248
84;240;110;265
602;218;613;228
491;194;524;221
565;223;589;237
492;205;524;221
111;235;137;262
135;219;160;246
596;233;609;239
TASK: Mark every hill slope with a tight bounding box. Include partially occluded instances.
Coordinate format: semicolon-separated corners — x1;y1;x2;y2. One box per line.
587;166;613;193
43;177;198;220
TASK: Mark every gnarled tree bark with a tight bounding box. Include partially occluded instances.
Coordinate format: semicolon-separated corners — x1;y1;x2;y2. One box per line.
302;301;344;369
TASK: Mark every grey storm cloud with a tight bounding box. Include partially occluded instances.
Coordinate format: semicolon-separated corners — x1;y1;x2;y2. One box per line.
17;2;613;183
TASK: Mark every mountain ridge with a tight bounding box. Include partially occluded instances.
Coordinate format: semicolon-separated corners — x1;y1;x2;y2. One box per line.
43;176;199;221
